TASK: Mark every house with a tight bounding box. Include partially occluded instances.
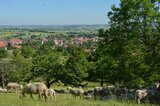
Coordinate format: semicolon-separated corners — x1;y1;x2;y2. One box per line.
10;38;22;45
0;40;8;49
74;37;82;45
41;38;48;44
54;39;64;46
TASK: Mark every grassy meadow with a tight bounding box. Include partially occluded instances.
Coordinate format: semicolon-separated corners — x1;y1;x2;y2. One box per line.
0;93;152;106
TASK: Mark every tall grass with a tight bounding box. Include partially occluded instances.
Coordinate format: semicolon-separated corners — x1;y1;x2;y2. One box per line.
0;93;152;106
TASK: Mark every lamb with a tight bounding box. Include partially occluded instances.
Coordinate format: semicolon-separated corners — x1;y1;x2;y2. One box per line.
67;86;85;98
20;82;48;101
47;88;56;101
7;83;23;92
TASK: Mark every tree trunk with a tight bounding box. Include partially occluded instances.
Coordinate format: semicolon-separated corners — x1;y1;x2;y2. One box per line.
46;80;57;88
100;78;104;87
46;81;51;88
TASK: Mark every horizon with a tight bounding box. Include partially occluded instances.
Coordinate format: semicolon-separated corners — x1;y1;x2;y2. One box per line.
0;24;108;26
0;0;120;25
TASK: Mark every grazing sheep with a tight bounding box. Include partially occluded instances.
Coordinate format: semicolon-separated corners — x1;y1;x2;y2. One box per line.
47;88;56;101
67;86;85;98
20;82;48;101
147;89;160;104
115;87;128;101
86;89;94;95
93;87;103;100
93;86;114;100
135;89;148;104
7;83;23;92
83;90;94;100
126;89;136;101
0;88;7;93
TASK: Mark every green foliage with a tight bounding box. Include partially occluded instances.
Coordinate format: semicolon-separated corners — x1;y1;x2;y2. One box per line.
0;49;8;59
11;50;33;83
96;0;160;88
64;46;89;85
31;45;68;87
21;46;35;58
0;59;12;88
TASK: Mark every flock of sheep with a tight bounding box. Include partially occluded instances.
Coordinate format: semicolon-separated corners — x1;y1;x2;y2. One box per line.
0;81;160;105
0;82;56;101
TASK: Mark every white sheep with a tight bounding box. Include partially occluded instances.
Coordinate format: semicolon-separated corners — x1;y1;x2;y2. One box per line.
47;88;56;101
135;89;148;104
0;88;7;93
67;86;84;98
7;82;23;92
20;82;48;101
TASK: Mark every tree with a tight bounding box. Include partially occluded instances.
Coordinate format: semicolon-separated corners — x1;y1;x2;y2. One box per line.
64;46;89;85
20;46;35;58
96;0;160;88
31;45;68;88
0;59;12;88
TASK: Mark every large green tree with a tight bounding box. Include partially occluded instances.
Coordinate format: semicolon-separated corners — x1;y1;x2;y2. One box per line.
0;59;12;88
96;0;160;88
31;45;68;88
64;46;89;85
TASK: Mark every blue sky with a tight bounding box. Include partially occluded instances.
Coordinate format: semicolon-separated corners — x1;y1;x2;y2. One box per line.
0;0;120;25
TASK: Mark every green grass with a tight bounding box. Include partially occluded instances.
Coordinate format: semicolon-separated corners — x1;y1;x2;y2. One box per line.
0;93;152;106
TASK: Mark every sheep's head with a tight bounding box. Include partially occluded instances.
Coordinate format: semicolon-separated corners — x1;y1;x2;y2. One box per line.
155;82;160;91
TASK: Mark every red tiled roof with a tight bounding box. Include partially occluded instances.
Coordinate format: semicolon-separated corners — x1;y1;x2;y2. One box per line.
0;40;8;48
10;38;22;45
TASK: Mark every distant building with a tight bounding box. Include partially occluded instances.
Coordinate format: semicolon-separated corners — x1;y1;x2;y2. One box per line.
54;39;64;46
10;38;22;45
90;37;99;42
41;38;48;44
0;40;8;49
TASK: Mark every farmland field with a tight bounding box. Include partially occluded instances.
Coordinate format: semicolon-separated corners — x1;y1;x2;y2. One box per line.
0;93;151;106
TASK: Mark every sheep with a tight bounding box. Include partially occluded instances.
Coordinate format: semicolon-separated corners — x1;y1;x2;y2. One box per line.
67;86;85;98
146;82;160;104
147;89;160;104
115;87;128;101
93;87;103;100
135;89;148;104
20;82;48;101
47;88;56;101
0;88;7;93
7;83;23;92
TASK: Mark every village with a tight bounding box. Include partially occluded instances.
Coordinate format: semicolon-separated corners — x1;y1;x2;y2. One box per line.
0;27;100;53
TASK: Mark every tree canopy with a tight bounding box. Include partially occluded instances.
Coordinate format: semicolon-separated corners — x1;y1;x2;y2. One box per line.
96;0;160;88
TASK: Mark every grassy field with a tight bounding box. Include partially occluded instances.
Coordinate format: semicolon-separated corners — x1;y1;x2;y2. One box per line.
0;93;152;106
